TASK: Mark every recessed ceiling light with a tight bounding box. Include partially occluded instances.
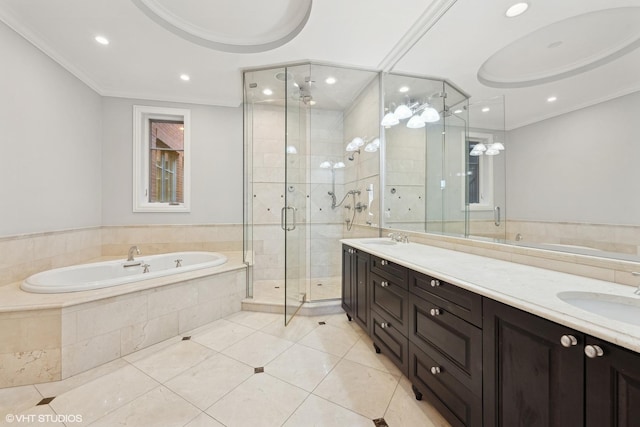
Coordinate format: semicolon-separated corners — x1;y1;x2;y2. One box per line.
399;86;410;93
94;36;109;45
325;77;336;85
180;74;190;81
505;2;529;18
482;107;491;113
547;96;557;103
262;88;273;96
454;109;463;114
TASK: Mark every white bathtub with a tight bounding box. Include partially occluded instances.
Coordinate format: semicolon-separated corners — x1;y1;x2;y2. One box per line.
21;251;228;293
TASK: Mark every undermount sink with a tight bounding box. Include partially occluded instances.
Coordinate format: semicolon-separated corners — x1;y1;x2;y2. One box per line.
557;291;640;326
359;239;397;246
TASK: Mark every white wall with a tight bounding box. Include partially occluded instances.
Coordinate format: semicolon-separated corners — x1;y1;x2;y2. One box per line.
507;91;640;225
0;21;102;236
101;97;243;225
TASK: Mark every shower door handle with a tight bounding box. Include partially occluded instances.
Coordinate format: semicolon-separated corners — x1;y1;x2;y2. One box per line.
494;206;501;227
281;206;297;231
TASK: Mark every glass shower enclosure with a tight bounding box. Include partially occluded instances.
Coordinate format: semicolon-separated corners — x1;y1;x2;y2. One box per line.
243;63;380;324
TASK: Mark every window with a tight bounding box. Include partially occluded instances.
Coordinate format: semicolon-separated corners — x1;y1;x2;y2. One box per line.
462;132;494;211
133;106;190;212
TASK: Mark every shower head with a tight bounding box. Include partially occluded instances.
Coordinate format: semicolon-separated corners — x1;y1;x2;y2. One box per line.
348;149;360;161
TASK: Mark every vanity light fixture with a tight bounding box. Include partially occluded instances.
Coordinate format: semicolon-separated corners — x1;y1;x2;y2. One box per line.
406;115;426;129
94;35;110;45
180;74;190;81
420;105;441;123
381;111;400;127
346;137;364;152
364;138;380;152
393;104;413;120
333;162;345;169
505;2;529;18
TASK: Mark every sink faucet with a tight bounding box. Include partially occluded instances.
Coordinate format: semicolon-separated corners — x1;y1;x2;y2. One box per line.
388;232;409;243
127;245;141;262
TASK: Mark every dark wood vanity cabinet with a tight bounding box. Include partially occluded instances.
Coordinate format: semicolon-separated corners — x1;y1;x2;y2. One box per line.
483;298;585;427
585;337;640;427
341;245;369;331
369;255;410;374
341;244;640;427
408;271;483;427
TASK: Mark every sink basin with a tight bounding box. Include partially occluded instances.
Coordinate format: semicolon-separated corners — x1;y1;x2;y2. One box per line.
557;291;640;326
359;240;397;246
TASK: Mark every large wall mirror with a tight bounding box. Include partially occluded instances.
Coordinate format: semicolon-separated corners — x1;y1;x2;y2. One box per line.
384;0;640;262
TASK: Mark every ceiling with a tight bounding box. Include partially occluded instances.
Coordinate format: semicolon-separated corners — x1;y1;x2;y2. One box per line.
2;0;639;130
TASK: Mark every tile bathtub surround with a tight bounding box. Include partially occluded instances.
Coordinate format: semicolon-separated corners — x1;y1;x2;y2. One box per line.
0;224;243;287
3;311;450;427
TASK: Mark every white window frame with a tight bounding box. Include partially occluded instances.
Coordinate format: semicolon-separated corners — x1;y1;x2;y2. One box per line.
133;105;191;212
461;131;494;211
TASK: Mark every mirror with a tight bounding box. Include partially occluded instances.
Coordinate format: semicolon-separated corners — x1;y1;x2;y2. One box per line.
383;0;640;262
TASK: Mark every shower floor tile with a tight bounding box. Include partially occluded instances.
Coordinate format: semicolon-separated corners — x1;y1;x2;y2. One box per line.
5;310;450;426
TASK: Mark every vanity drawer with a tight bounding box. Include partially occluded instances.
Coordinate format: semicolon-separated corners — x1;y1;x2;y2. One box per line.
410;270;482;327
370;255;408;288
371;273;409;337
409;292;482;396
371;308;409;375
409;342;482;427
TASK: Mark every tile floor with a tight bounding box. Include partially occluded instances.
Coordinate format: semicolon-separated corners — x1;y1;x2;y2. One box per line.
0;310;450;427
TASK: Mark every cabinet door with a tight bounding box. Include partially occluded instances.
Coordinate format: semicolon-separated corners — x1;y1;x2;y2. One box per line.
354;250;369;331
585;338;640;427
483;299;584;427
341;245;354;318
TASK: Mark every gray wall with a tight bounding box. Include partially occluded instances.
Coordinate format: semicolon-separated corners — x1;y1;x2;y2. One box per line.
0;20;243;237
0;20;102;236
507;91;640;225
101;97;243;225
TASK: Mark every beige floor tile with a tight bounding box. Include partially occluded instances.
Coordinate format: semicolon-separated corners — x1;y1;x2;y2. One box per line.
35;358;130;397
89;386;200;427
322;312;366;335
344;335;403;377
4;404;67;427
129;340;215;383
224;311;282;330
313;359;399;419
206;374;308;427
384;376;451;427
49;364;159;425
184;412;225;427
165;353;254;410
265;344;340;392
191;319;255;351
297;323;360;357
283;394;372;427
221;331;293;367
0;384;42;419
260;315;319;342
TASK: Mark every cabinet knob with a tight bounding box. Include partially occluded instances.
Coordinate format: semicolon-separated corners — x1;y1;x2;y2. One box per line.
430;279;440;287
429;308;441;316
430;366;441;375
585;344;604;358
381;260;388;266
560;335;578;348
380;322;390;329
380;281;389;288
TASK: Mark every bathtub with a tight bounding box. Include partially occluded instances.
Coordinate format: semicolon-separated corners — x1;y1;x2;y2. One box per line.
21;251;228;293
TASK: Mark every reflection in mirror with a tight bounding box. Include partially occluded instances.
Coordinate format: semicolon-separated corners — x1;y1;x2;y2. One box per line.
385;0;640;262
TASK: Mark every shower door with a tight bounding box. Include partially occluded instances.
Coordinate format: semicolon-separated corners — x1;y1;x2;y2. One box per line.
283;65;308;324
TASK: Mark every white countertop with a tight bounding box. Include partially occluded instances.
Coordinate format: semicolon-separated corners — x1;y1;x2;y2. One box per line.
342;238;640;353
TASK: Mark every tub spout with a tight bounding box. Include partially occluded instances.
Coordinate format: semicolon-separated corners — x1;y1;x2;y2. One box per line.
127;246;141;262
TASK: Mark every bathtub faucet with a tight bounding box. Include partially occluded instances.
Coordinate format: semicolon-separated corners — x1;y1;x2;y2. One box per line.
127;246;141;262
